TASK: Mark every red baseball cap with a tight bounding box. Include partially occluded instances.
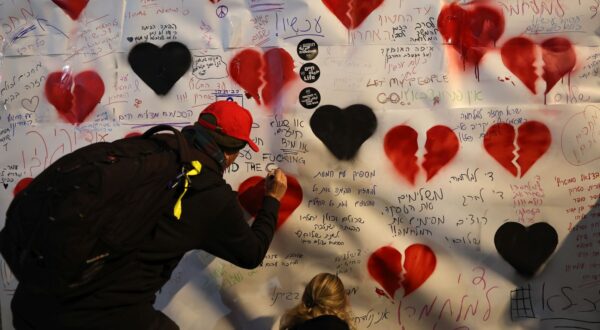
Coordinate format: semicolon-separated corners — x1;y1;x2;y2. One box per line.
198;101;259;152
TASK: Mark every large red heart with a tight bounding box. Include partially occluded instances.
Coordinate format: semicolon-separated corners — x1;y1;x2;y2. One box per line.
483;121;551;178
52;0;89;20
384;125;459;184
501;37;576;100
368;244;436;298
45;70;105;125
237;174;303;229
437;1;505;79
322;0;384;30
229;48;295;108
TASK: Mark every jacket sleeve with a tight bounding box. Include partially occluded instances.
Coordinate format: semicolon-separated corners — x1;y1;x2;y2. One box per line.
202;195;280;269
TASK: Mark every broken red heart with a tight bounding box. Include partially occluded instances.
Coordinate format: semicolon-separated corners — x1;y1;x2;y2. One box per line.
52;0;89;20
45;70;105;125
237;174;303;229
322;0;384;30
437;1;505;79
384;125;459;185
229;48;296;109
368;244;436;298
483;121;551;178
501;37;576;102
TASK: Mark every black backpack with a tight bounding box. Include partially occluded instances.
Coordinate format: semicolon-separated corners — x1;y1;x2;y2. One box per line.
0;125;207;298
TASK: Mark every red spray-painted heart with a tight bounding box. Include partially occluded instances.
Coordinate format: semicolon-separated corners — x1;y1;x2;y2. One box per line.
13;177;34;196
322;0;384;30
500;37;576;101
437;1;505;79
229;48;296;109
52;0;89;20
45;70;105;125
384;125;459;185
483;121;551;178
368;244;436;298
237;174;303;229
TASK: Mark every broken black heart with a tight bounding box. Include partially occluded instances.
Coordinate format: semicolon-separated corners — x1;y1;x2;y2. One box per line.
494;222;558;277
128;42;192;95
310;104;377;160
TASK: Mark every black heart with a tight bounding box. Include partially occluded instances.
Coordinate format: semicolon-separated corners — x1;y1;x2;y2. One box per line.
494;222;558;277
126;37;133;42
310;104;377;160
128;42;192;95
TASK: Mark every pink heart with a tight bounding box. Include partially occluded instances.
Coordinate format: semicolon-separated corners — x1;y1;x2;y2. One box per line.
52;0;89;20
368;244;436;298
322;0;384;30
45;70;105;125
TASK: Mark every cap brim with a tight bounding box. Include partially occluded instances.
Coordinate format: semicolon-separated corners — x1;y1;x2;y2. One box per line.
247;140;259;152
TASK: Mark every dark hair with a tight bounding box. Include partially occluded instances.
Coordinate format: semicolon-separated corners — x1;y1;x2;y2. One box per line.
199;113;247;153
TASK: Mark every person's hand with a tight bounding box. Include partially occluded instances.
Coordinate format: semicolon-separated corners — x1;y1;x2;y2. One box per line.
265;169;287;201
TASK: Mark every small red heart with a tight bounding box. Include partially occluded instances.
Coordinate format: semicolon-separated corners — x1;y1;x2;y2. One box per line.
229;48;296;108
484;121;551;178
52;0;89;20
237;174;303;229
384;125;459;184
437;1;505;78
501;37;576;98
322;0;384;30
368;244;436;298
45;70;105;125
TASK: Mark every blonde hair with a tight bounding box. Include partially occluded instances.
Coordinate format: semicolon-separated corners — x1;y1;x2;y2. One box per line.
279;273;355;330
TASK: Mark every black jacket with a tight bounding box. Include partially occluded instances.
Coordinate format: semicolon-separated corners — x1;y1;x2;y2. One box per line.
11;132;280;330
290;315;350;330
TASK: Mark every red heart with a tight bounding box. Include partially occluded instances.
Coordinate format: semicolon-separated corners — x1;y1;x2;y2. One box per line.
52;0;89;20
322;0;384;30
13;177;34;196
501;37;576;99
229;48;296;108
437;1;505;78
45;70;105;125
484;121;551;178
368;244;436;298
384;125;459;184
237;174;303;229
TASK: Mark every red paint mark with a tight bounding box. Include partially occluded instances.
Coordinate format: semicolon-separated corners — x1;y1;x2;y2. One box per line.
229;48;295;109
384;125;459;185
45;70;105;125
437;1;505;80
52;0;89;20
367;244;436;298
13;177;33;196
125;132;142;138
375;287;390;299
501;37;576;103
322;0;384;30
484;121;551;178
423;126;459;181
237;174;303;229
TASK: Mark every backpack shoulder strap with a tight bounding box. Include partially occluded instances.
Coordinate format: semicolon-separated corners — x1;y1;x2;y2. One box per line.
143;125;194;163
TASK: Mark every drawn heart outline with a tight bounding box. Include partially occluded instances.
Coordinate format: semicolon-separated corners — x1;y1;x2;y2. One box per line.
52;0;89;20
21;96;39;112
483;121;551;178
367;244;436;298
384;125;459;184
322;0;384;30
229;48;295;108
128;42;192;95
437;1;505;78
45;70;105;125
494;222;558;277
310;104;377;160
500;37;576;99
237;174;303;229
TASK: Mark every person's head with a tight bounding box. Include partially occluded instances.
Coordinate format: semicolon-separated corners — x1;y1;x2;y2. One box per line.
280;273;354;330
197;100;259;167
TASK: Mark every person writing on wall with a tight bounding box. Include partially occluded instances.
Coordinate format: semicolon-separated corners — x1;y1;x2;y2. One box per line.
9;100;288;330
279;273;356;330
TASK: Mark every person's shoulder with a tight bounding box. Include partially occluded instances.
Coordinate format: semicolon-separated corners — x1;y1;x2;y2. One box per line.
294;315;349;330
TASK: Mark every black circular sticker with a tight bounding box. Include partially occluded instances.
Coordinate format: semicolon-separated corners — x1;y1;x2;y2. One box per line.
297;39;318;61
299;87;321;109
299;63;320;83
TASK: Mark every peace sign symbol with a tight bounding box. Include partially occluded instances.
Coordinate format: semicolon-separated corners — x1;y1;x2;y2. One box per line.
216;5;228;18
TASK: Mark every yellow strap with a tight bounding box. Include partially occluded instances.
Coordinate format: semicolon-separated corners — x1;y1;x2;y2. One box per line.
173;160;202;220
